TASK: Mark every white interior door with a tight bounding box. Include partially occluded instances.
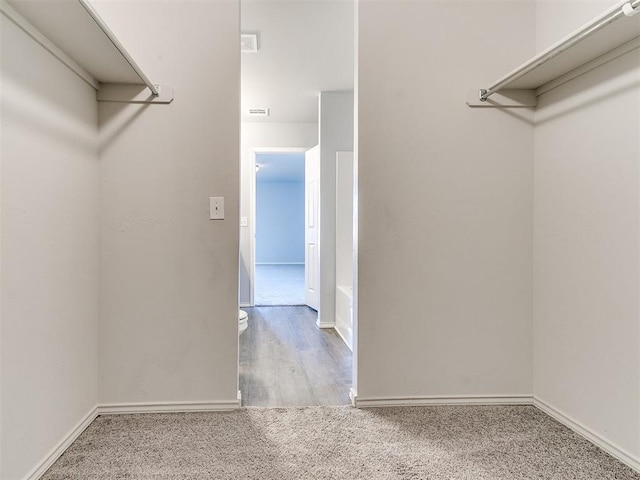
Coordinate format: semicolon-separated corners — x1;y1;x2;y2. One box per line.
305;145;320;311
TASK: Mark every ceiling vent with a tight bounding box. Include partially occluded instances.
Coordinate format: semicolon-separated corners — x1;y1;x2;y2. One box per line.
241;33;259;53
248;108;269;117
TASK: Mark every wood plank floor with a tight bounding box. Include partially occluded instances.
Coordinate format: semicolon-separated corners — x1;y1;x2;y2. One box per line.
239;306;352;407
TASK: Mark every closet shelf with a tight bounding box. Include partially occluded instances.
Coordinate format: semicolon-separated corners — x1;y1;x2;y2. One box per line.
1;0;173;104
467;0;640;108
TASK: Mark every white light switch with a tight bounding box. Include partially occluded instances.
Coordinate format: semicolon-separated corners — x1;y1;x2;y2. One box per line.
240;217;248;227
210;197;224;220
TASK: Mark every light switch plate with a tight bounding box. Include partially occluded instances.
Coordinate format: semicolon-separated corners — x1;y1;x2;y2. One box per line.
210;197;224;220
240;216;248;227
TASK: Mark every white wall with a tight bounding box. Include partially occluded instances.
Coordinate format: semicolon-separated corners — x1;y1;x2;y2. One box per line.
336;151;354;289
0;15;99;479
319;91;354;325
240;122;317;305
94;0;240;404
255;180;305;264
534;0;640;463
356;0;535;400
336;151;354;349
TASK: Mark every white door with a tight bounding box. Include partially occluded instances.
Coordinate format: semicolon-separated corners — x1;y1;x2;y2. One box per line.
305;146;320;310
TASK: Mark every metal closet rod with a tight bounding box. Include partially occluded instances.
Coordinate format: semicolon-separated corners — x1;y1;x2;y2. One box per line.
480;0;640;102
77;0;159;96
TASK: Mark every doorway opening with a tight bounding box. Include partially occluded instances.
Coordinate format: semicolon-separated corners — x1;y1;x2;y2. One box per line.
253;150;307;307
238;0;356;408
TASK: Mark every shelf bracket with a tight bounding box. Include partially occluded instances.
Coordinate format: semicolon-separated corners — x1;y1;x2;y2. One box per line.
97;84;174;104
466;89;537;108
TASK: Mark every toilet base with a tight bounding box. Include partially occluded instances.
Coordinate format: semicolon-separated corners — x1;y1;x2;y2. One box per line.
239;309;248;335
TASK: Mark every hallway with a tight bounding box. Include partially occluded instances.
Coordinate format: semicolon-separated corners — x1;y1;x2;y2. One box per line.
239;306;352;407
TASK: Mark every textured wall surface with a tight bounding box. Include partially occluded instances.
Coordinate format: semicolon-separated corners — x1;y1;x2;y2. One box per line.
1;15;99;479
356;0;535;399
534;0;640;462
95;0;240;404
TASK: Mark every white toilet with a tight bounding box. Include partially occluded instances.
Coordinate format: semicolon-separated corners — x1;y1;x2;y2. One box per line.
239;309;248;335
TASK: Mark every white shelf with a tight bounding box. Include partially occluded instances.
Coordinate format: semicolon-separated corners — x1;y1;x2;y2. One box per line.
468;0;640;107
513;8;639;90
1;0;172;103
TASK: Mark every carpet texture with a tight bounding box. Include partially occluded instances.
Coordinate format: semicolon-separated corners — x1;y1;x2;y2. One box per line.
255;264;305;305
42;406;639;479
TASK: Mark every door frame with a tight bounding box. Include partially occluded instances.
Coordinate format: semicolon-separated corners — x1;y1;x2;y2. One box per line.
249;147;310;307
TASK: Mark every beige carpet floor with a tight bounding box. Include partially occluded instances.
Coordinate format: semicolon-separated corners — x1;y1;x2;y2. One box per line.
42;405;640;479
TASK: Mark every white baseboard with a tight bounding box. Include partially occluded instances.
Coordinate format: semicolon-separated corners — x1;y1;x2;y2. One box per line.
334;324;353;351
25;405;99;480
97;399;241;415
352;394;534;408
349;388;358;407
316;318;335;329
239;302;252;308
533;397;640;474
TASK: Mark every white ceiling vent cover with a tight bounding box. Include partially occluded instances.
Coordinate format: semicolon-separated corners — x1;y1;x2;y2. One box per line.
241;33;259;53
248;108;269;117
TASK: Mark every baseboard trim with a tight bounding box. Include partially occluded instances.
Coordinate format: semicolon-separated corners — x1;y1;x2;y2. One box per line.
97;399;241;415
349;388;358;407
316;319;335;329
533;397;640;473
239;302;251;308
334;324;353;351
352;394;534;408
25;405;99;480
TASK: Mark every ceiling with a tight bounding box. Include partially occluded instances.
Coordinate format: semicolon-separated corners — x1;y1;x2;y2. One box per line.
241;0;355;124
256;152;306;182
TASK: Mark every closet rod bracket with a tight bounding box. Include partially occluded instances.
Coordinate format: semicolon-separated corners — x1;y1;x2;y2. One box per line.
466;89;537;108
